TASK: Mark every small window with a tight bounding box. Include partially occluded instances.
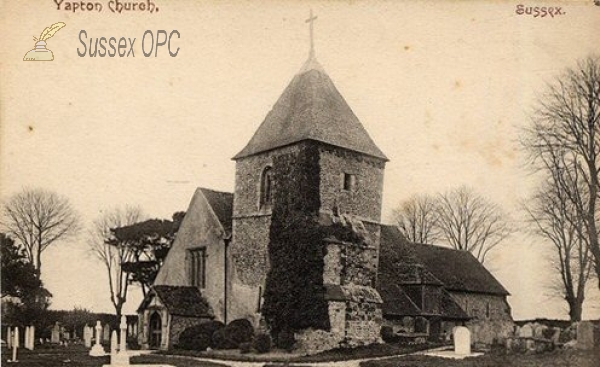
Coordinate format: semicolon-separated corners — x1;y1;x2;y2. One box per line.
189;248;206;288
260;166;273;208
486;302;491;319
342;173;356;191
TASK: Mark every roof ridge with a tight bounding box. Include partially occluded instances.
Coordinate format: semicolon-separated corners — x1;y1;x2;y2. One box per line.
198;187;233;195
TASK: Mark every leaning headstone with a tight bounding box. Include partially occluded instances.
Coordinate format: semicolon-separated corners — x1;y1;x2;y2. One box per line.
51;322;61;343
454;326;471;355
577;320;595;350
89;321;106;357
519;324;533;338
551;328;561;344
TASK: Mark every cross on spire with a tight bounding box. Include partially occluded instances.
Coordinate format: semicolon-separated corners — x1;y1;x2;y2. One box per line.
306;9;318;59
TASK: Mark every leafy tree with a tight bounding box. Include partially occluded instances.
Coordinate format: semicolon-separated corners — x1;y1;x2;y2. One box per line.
114;212;184;296
89;208;183;319
1;233;52;326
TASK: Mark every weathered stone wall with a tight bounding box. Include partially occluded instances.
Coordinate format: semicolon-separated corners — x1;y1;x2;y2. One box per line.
233;144;300;217
318;146;385;223
295;302;346;355
449;292;513;322
344;298;383;347
449;292;514;344
230;216;271;287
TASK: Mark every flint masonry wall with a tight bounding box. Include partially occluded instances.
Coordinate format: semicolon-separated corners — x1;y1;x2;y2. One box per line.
449;292;514;344
230;144;300;323
318;146;385;222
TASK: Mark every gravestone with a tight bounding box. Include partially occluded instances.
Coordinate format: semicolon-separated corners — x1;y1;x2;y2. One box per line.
103;324;111;343
6;326;12;349
454;326;471;355
84;325;93;348
577;321;595;350
519;324;533;338
89;321;106;357
551;328;561;344
51;323;61;343
10;327;19;362
534;324;547;339
402;316;415;332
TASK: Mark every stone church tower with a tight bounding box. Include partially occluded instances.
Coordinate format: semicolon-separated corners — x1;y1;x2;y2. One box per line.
228;17;388;352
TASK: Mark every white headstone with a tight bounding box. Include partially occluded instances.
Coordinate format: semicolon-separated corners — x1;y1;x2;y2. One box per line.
534;324;547;338
577;321;595;350
30;326;35;350
84;325;93;348
454;326;471;355
110;330;118;356
6;327;12;349
119;315;127;353
11;327;19;362
89;321;106;357
24;326;30;350
51;322;61;343
103;324;111;342
519;324;533;338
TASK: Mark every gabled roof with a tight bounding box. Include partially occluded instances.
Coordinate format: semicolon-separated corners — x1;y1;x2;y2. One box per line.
233;57;387;161
139;285;213;318
199;188;233;233
379;225;509;296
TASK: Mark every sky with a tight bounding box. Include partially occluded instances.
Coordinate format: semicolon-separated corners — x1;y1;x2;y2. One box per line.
1;0;600;320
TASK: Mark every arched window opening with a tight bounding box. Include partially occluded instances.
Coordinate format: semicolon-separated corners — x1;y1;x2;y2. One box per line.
260;166;273;208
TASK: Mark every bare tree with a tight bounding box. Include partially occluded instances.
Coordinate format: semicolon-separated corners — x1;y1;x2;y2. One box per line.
435;186;512;264
523;56;600;287
392;194;440;244
1;188;80;277
524;165;593;321
88;206;143;319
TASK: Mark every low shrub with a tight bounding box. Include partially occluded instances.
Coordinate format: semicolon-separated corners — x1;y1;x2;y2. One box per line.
380;326;396;342
239;342;253;354
275;329;295;351
177;332;211;351
253;333;272;353
212;328;236;350
224;319;254;348
177;321;225;351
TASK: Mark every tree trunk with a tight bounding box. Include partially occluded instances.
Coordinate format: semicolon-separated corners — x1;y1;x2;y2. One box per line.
567;297;583;322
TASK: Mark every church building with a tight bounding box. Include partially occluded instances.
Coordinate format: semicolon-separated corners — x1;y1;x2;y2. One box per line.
137;14;512;352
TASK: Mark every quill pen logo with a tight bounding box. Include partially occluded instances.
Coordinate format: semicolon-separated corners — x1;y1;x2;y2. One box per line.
23;22;66;61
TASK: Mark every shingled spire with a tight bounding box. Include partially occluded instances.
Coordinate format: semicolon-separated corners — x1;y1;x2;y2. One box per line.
233;13;387;161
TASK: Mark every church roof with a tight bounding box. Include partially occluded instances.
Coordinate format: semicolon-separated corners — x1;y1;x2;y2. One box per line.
142;285;213;318
379;225;510;296
233;57;387;161
199;188;233;233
